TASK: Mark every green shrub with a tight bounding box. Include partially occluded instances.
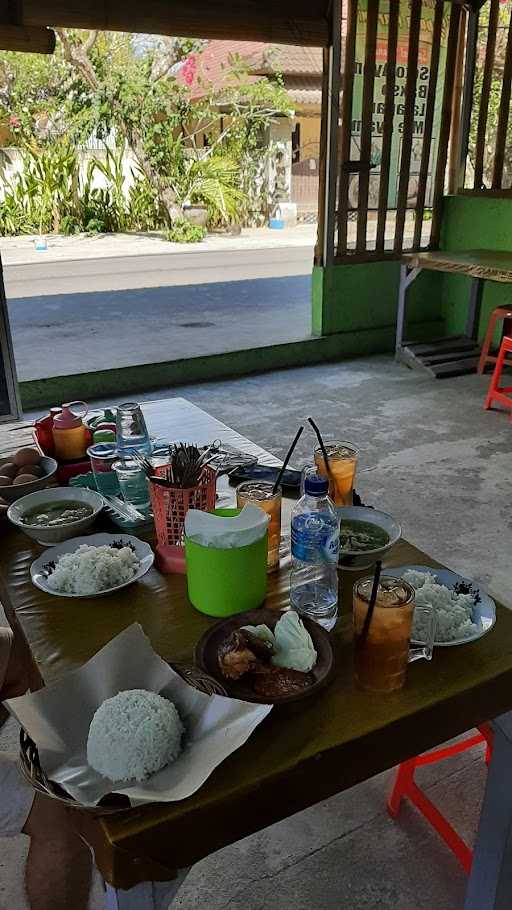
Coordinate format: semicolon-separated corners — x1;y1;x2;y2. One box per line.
60;215;82;235
165;219;206;243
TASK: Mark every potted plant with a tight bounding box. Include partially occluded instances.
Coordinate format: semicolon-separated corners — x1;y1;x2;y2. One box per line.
182;199;208;228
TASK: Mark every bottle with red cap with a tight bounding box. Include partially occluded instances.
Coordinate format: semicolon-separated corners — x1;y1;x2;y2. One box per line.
52;402;89;461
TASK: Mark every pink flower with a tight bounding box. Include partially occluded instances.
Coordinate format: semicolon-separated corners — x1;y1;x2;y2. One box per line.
181;55;197;87
8;114;21;129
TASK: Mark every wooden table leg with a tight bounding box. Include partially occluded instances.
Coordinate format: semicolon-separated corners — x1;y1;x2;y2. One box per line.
465;277;484;341
465;712;512;909
105;869;190;909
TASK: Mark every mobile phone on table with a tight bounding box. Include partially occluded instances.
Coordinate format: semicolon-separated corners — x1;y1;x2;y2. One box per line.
228;464;302;494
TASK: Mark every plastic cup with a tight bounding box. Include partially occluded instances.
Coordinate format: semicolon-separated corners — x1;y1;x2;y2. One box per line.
236;481;282;571
113;459;150;513
115;402;152;456
87;444;120;496
314;441;358;506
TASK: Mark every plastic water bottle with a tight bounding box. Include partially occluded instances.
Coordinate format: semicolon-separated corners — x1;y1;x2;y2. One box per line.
290;473;340;631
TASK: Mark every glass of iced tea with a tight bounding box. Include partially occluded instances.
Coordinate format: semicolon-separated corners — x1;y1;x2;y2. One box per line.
314;442;358;506
236;481;282;571
353;576;436;693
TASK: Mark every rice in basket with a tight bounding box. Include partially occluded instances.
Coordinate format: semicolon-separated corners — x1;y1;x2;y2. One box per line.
46;543;141;595
87;689;184;783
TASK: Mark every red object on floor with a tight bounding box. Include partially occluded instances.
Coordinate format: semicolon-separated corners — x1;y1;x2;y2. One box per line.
478;306;512;374
387;724;494;874
484;335;512;418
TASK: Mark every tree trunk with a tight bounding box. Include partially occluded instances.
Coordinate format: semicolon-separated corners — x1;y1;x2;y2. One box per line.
56;29;181;225
127;128;182;223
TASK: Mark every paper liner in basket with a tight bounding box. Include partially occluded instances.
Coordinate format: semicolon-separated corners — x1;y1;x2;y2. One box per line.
6;624;272;807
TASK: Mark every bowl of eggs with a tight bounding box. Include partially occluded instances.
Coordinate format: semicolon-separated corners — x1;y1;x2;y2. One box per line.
0;448;58;503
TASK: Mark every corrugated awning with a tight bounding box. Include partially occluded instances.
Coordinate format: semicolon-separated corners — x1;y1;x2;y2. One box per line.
2;1;331;52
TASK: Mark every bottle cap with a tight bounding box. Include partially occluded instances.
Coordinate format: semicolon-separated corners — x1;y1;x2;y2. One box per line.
304;474;329;496
53;402;86;430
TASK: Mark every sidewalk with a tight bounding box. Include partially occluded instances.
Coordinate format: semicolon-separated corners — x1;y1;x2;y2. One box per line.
1;224;317;267
1;213;430;268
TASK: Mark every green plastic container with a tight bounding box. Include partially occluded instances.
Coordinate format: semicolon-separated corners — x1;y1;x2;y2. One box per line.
185;508;268;617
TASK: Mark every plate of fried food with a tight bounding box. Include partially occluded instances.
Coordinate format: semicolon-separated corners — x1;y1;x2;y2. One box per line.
195;608;335;704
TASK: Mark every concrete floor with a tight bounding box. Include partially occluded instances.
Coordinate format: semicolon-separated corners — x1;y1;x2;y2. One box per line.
6;354;511;909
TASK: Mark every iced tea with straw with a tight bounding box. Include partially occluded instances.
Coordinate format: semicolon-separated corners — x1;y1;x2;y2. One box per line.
353;576;415;693
236;481;282;571
314;441;358;506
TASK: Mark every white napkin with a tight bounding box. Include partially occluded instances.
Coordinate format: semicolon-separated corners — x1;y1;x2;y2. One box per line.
6;624;272;808
185;503;268;549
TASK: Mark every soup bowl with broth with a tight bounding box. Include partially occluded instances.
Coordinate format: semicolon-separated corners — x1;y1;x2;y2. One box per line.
8;487;104;545
336;505;401;570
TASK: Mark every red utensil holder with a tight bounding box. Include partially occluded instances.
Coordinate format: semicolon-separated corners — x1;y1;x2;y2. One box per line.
149;465;217;573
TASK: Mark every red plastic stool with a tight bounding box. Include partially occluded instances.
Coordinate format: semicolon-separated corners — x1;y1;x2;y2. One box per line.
387;724;493;874
484;335;512;418
478;306;512;373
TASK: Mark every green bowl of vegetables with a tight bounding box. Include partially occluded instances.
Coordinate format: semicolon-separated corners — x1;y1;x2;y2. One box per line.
8;487;104;545
336;505;401;570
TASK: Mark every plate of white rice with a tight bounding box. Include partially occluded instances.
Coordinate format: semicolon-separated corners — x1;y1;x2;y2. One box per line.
385;565;496;647
31;533;154;598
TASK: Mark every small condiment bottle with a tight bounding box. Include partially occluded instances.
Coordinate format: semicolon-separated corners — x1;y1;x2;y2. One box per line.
52;402;89;461
34;413;54;455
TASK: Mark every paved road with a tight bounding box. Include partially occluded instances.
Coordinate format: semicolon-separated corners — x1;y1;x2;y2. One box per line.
5;249;312;380
4;245;314;298
8;277;312;380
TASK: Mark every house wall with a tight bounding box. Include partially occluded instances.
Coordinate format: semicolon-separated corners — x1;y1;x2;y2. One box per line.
295;114;321;159
0;147;139;200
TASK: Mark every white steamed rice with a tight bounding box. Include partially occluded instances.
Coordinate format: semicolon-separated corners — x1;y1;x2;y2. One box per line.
46;544;141;595
404;569;479;643
87;689;184;783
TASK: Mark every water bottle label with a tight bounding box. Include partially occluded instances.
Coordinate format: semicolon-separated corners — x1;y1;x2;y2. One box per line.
291;514;339;563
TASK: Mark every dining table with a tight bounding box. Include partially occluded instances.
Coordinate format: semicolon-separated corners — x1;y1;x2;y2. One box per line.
1;396;512;910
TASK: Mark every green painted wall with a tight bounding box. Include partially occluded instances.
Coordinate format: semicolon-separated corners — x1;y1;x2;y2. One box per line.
440;195;512;338
20;322;443;410
313;195;512;351
312;260;443;339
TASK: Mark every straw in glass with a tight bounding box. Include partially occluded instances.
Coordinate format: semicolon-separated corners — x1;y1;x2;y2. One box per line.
307;417;332;475
358;560;383;648
272;425;304;494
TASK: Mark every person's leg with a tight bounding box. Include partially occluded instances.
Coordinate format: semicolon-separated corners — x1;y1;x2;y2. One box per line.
1;629;92;910
22;794;92;910
1;624;33;699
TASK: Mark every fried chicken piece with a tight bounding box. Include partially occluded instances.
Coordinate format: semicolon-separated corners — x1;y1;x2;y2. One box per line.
252;666;313;699
217;629;273;680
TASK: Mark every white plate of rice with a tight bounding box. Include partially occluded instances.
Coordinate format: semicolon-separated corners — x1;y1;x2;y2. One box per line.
385;565;496;647
31;533;154;598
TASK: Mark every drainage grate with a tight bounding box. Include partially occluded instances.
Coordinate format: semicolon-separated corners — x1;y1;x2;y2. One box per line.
177;321;215;328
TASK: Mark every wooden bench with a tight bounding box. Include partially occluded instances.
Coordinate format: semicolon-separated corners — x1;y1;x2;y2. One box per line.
396;249;512;378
